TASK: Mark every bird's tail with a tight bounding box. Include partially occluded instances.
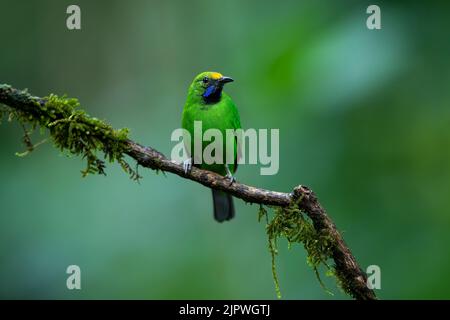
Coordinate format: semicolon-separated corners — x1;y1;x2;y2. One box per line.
212;189;235;222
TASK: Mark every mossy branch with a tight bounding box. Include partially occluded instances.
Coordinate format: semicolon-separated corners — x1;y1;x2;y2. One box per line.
0;84;376;300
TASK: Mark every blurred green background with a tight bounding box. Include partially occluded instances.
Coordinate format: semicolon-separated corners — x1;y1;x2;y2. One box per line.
1;0;449;299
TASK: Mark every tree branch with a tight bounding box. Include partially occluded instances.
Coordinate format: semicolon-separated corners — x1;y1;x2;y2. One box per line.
0;84;376;300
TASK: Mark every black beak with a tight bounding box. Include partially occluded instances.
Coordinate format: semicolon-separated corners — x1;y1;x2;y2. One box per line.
219;76;234;84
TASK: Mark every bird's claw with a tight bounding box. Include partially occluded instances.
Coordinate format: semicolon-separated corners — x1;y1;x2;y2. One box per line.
224;165;236;185
183;158;192;174
225;173;236;186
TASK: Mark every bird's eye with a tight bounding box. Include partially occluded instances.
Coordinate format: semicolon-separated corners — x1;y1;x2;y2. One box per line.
202;77;209;84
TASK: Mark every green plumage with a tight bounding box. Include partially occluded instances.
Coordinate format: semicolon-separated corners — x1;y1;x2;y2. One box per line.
182;71;242;222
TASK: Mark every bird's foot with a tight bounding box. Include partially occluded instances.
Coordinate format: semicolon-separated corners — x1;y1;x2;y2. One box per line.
183;158;193;174
225;173;236;186
224;165;236;186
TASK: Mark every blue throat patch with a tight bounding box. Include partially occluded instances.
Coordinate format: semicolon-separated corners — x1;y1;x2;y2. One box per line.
203;85;215;98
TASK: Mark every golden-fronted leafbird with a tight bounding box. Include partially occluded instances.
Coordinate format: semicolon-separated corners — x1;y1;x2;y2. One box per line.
182;71;241;222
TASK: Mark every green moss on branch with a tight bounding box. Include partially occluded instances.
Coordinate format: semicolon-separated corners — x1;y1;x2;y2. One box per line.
260;198;336;298
0;85;139;179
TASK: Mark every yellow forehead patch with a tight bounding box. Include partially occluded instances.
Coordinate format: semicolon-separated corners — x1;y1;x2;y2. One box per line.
210;72;223;80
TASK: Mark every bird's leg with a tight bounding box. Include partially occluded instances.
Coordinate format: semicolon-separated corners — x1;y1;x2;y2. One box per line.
225;165;236;186
183;158;193;174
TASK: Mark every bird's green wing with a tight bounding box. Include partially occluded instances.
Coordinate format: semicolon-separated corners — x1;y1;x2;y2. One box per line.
222;93;242;173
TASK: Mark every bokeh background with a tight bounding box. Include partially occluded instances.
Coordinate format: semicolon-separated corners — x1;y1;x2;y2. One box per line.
1;0;449;299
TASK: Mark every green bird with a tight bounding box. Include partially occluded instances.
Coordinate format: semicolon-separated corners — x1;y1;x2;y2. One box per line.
182;71;241;222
